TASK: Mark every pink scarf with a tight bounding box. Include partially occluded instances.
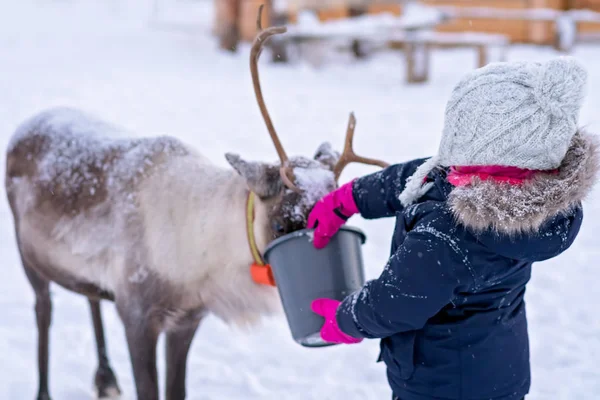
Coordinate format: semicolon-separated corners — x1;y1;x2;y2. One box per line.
447;165;558;187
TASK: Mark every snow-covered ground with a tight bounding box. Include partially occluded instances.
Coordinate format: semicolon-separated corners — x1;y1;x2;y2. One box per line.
1;1;599;399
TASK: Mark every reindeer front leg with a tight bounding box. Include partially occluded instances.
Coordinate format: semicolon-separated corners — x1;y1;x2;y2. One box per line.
116;302;161;400
165;318;202;400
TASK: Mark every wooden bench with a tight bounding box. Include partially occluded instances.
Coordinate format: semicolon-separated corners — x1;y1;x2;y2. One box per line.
278;11;442;62
272;5;447;77
387;30;510;83
275;7;509;83
433;6;600;51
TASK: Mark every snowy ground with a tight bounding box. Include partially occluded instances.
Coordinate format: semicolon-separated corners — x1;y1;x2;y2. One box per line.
1;1;599;399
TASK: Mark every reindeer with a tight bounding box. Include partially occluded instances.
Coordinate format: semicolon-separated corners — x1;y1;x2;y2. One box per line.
4;7;388;400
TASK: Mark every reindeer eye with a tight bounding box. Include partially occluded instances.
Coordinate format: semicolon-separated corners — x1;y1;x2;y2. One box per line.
271;220;285;234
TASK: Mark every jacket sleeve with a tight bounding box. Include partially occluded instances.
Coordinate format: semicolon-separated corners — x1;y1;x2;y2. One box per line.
336;225;473;339
352;157;430;220
526;206;583;262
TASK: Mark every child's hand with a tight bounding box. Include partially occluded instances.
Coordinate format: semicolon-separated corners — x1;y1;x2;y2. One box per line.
307;180;359;249
311;298;363;344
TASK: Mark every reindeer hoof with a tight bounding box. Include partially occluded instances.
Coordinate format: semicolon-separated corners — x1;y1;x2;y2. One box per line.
97;386;121;399
95;366;121;399
37;393;52;400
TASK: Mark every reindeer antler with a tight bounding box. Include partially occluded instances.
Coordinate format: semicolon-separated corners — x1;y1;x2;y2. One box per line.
250;6;387;189
251;5;302;193
333;112;390;182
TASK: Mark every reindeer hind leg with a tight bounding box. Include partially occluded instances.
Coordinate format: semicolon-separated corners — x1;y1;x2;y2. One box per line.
88;299;121;399
21;259;53;400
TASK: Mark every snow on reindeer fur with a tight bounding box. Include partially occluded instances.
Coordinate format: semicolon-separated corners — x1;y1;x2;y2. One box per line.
8;107;190;209
288;159;336;223
7;106;284;325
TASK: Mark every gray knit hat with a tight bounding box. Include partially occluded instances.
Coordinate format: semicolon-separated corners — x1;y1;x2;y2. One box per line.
399;56;588;206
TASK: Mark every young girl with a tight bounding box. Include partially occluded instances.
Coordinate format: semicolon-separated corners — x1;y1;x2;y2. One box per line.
307;56;597;400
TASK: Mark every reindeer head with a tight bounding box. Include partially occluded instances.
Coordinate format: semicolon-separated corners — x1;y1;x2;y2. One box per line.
226;6;389;240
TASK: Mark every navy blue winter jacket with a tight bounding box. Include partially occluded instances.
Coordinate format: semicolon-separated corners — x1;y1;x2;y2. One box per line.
335;148;591;400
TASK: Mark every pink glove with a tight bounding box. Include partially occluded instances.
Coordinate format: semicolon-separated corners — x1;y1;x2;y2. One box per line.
307;180;359;249
311;298;363;344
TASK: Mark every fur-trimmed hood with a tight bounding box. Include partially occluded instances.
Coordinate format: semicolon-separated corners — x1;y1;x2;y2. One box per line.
448;131;600;236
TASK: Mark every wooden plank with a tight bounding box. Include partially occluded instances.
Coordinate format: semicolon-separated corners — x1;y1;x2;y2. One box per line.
317;6;351;21
420;0;530;10
423;0;581;44
288;1;401;23
577;19;600;32
387;30;510;47
570;0;600;11
367;3;403;15
542;0;569;9
435;18;530;42
422;0;531;43
287;6;349;23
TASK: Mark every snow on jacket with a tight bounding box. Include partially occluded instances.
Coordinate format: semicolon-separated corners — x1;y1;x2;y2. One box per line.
336;132;598;400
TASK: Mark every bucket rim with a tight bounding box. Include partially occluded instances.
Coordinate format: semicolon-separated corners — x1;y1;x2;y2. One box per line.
263;225;366;258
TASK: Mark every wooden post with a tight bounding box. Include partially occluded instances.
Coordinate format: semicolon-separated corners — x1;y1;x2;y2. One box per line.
348;4;368;58
270;11;290;62
477;44;487;67
405;41;430;84
553;13;577;52
240;0;272;42
215;0;241;52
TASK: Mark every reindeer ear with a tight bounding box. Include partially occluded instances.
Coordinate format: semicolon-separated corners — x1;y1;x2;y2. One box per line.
225;153;282;198
314;142;340;171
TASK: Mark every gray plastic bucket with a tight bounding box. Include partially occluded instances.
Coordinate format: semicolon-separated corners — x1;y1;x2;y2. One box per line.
263;226;366;348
